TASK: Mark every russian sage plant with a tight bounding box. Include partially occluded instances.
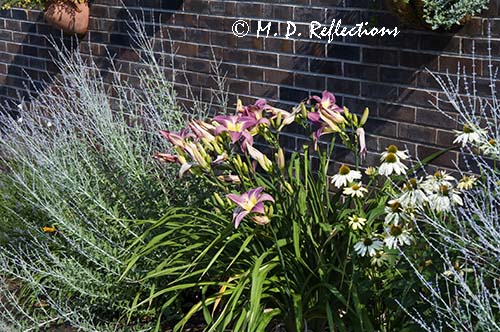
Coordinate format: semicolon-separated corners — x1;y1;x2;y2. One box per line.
399;43;500;331
0;16;212;331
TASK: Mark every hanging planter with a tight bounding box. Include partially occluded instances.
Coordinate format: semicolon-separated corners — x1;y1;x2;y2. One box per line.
0;0;89;35
385;0;488;31
44;0;89;35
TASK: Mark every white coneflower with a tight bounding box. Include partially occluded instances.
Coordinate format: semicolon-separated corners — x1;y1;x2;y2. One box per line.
443;260;474;278
384;224;413;249
480;138;498;157
371;250;391;267
428;185;463;213
457;175;477;190
453;124;485;147
348;215;366;231
354;237;383;257
343;182;368;198
384;199;410;225
379;152;407;176
331;165;362;188
422;170;456;193
399;178;428;208
381;145;409;161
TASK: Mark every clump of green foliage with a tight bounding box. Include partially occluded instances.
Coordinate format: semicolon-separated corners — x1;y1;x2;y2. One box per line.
388;0;489;30
126;88;473;331
422;0;488;29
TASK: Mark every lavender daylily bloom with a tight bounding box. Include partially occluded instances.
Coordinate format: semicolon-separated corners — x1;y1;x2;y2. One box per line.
238;98;272;119
189;120;216;143
227;187;274;228
247;145;273;172
213;115;256;149
160;129;195;147
312;90;343;113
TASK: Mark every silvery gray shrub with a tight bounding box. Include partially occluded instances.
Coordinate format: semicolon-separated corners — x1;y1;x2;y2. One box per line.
0;14;222;331
401;38;500;331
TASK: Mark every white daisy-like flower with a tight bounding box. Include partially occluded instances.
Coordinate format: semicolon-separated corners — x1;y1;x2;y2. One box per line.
354;237;383;257
384;199;410;225
348;215;366;231
331;165;362;188
47;121;53;128
384;224;413;249
370;250;391;267
480;139;498;157
443;261;474;278
399;178;428;208
421;170;456;193
428;185;463;213
380;145;410;161
457;175;477;190
343;182;368;198
379;152;407;176
453;124;486;147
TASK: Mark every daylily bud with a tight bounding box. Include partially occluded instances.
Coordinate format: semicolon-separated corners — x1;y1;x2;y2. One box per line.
267;205;274;217
343;107;351;120
241;162;249;175
236;99;244;113
234;154;243;168
212;141;225;155
153;152;178;163
356;128;367;160
217;175;241;183
284;181;294;194
177;154;187;165
252;215;271;225
276;111;283;128
301;103;308;118
360;108;369;126
275;147;285;170
353;114;359;127
213;192;225;207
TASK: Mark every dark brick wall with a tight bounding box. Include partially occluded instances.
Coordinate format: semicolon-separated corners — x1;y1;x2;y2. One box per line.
1;0;500;170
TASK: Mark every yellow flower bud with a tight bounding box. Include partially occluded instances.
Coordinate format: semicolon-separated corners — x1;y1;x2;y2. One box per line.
275;147;285;170
360;107;369;126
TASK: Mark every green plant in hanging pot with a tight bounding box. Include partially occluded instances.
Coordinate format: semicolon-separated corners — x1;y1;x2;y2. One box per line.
385;0;489;30
1;0;89;35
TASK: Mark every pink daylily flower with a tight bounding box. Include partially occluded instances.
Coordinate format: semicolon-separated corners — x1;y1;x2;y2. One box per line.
312;125;340;150
213;115;256;148
267;106;298;129
247;145;273;172
153;152;178;163
227;187;274;228
160;129;195;148
312;90;343;113
237;98;272;120
189;120;216;143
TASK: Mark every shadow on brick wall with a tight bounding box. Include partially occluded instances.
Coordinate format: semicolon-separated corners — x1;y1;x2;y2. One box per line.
0;0;184;113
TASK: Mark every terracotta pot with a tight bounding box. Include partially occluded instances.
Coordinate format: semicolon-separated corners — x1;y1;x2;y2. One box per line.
44;0;89;35
384;0;430;30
